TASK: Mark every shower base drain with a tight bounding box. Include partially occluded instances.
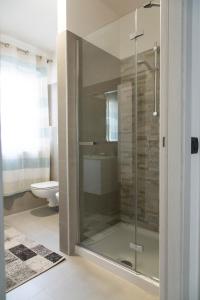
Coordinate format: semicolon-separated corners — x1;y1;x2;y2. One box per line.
120;260;133;268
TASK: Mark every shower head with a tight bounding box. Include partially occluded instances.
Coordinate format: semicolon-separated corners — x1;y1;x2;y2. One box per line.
143;1;160;8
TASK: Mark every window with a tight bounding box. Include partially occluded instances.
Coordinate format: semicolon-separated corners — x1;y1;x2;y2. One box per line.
0;45;50;195
106;91;118;142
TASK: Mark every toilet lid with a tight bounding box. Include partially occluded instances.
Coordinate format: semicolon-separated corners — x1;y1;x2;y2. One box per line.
31;181;59;190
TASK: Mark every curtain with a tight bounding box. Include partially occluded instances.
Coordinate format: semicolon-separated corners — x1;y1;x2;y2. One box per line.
0;43;50;196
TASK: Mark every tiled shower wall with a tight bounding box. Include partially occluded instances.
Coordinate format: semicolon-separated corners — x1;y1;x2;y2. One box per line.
119;49;160;232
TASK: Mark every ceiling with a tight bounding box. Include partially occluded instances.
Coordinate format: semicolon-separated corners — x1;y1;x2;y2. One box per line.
0;0;57;54
101;0;144;17
0;0;145;54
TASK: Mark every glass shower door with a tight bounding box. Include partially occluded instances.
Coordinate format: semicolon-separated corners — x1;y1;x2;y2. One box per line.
134;5;160;279
78;10;137;270
77;1;160;280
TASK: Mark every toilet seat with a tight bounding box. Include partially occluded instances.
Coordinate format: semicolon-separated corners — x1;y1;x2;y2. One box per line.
31;181;58;190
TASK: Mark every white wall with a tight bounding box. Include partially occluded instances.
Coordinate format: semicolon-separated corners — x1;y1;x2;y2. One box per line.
64;0;160;60
66;0;147;39
85;17;121;58
84;7;160;59
58;0;67;33
67;0;118;38
0;0;57;53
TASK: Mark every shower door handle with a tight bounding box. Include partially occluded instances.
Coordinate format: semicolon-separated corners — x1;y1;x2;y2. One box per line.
79;141;97;146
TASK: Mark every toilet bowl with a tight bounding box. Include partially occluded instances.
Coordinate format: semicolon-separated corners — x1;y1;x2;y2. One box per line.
30;181;59;207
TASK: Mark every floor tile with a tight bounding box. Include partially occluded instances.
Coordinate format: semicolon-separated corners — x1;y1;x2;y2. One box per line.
30;291;53;300
5;207;159;300
6;279;42;300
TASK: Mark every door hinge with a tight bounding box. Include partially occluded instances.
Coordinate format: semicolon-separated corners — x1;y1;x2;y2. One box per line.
129;243;144;253
162;137;166;147
191;137;199;154
129;32;144;40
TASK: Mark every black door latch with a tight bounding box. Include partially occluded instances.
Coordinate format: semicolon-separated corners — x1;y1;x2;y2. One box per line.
191;137;199;154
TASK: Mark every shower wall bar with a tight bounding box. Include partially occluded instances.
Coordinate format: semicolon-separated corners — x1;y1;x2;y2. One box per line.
137;44;160;117
153;43;159;117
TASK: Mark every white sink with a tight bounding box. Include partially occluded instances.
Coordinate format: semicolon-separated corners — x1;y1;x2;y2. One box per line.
83;155;117;195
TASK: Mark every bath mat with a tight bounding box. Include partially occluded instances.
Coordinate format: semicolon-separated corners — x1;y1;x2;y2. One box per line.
4;225;65;292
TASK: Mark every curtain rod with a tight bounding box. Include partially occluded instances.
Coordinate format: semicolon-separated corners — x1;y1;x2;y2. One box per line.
0;41;53;64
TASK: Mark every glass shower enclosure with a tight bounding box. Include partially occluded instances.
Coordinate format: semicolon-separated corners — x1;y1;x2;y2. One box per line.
77;3;160;280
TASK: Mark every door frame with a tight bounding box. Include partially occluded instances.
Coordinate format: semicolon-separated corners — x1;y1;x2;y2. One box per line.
0;132;5;298
0;0;196;298
56;0;196;299
160;0;193;299
0;0;194;298
189;1;200;299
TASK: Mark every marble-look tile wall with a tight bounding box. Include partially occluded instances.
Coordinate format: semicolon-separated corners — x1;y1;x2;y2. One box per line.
118;81;136;223
119;49;160;232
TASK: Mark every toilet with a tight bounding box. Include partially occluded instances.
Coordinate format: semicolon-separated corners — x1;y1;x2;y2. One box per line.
30;181;59;207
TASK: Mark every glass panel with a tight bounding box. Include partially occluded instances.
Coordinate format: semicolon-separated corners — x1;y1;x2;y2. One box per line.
76;0;160;280
78;4;137;271
135;4;160;279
